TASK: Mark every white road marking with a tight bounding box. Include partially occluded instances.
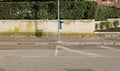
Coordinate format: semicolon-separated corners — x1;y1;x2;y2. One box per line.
101;46;120;52
54;46;102;57
54;47;59;56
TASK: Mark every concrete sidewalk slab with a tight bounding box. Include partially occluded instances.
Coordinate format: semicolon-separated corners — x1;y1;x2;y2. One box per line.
0;41;120;46
0;36;119;46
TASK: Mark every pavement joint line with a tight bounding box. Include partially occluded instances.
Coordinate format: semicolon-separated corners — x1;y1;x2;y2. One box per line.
19;55;120;58
0;55;55;58
21;56;55;58
101;46;120;52
54;45;102;57
0;55;120;58
0;54;120;58
21;56;103;58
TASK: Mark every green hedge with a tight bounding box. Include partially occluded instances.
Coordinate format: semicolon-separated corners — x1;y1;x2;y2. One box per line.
60;1;97;19
0;1;97;19
95;5;120;21
95;21;120;32
0;2;36;19
0;1;120;20
95;28;120;32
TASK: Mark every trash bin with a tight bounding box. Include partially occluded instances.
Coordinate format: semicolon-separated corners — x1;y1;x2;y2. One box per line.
59;20;64;29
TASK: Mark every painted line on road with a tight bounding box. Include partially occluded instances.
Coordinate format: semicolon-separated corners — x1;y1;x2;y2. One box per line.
54;46;102;57
101;46;120;52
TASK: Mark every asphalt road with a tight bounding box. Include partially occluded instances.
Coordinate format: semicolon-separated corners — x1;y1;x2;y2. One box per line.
0;45;120;71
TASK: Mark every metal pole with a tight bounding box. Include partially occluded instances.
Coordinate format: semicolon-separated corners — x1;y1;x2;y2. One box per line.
58;0;60;41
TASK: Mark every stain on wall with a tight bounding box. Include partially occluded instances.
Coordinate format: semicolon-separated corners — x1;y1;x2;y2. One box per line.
64;20;76;25
0;20;95;36
26;21;32;31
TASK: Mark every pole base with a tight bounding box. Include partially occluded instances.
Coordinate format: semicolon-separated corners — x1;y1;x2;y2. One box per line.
56;40;63;43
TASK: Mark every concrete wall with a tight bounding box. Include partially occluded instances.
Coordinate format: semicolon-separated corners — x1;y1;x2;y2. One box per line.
0;20;95;36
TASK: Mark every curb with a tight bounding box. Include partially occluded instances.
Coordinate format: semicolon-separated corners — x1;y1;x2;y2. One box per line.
58;42;120;46
0;42;49;46
0;42;120;46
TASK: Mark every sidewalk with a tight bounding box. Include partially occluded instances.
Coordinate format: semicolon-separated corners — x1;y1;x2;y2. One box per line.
0;36;120;46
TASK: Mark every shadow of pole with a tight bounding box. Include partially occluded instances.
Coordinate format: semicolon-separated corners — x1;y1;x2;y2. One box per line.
0;67;6;71
66;68;95;71
35;20;43;37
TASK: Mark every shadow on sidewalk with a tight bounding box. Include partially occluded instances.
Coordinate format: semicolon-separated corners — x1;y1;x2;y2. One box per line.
0;67;6;71
66;68;95;71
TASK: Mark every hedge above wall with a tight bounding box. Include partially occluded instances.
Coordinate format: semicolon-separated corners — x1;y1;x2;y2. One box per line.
0;1;120;20
0;2;36;19
95;5;120;21
0;1;97;20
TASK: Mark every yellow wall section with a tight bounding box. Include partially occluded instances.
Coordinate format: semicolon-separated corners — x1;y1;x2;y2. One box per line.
14;27;20;33
64;20;75;25
26;21;32;31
